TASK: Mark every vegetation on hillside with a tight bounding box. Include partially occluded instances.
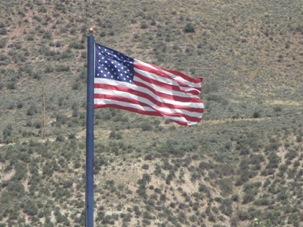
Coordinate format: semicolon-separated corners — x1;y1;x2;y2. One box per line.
1;0;303;226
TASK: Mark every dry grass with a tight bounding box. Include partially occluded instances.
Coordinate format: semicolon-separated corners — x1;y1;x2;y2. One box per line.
1;0;303;226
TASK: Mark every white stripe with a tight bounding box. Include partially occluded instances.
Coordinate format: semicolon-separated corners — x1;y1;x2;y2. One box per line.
96;75;199;102
134;63;201;95
135;59;201;89
94;78;202;106
94;88;203;118
94;82;204;110
134;72;200;99
94;99;202;125
163;69;201;89
94;98;156;112
163;115;202;126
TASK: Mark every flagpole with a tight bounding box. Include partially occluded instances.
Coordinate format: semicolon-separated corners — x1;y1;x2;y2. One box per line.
86;28;95;227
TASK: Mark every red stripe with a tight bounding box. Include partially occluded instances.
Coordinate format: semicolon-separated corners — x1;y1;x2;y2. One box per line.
94;96;202;122
95;103;160;116
94;84;204;112
135;62;202;84
134;79;202;103
134;63;202;94
94;82;202;104
94;103;194;126
164;68;203;84
94;92;203;115
134;71;200;96
94;94;203;120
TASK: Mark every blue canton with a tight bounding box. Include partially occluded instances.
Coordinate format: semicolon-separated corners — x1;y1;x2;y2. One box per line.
95;44;134;84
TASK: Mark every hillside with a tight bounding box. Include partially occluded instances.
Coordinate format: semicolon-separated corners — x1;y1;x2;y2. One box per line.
1;0;303;226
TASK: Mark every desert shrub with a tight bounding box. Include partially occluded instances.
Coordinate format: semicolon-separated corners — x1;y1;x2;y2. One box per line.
100;31;106;37
150;19;156;26
273;106;282;112
26;104;38;116
109;130;122;140
43;31;52;40
293;160;300;167
0;27;7;35
140;173;151;185
141;122;152;131
142;164;149;170
252;111;261;118
56;65;70;72
136;185;147;199
38;5;47;13
3;124;12;139
60;50;74;60
56;113;67;126
22;199;38;216
244;185;263;205
285;149;297;161
266;152;281;169
198;184;211;197
140;22;148;29
235;169;251;186
231;194;239;202
178;211;188;224
102;215;115;225
26;34;35;41
56;135;65;142
219;198;232;216
71;103;79;117
133;205;141;217
45;65;54;73
0;38;6;48
69;41;85;49
218;178;233;196
183;23;195;33
6;82;16;90
203;81;220;94
206;94;228;105
254;198;271;206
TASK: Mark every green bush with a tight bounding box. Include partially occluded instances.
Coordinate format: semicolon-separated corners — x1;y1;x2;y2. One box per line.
183;23;195;33
3;124;12;139
56;65;70;72
0;27;7;35
26;104;38;116
69;41;85;49
22;200;38;216
6;82;16;90
141;122;152;131
0;38;7;48
266;152;281;169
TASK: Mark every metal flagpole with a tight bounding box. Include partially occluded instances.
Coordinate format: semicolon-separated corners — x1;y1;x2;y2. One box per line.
86;28;95;227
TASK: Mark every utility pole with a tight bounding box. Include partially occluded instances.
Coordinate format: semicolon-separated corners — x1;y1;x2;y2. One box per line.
41;85;46;139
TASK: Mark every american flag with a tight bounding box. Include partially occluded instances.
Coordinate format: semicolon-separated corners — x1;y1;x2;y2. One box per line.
94;43;204;126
